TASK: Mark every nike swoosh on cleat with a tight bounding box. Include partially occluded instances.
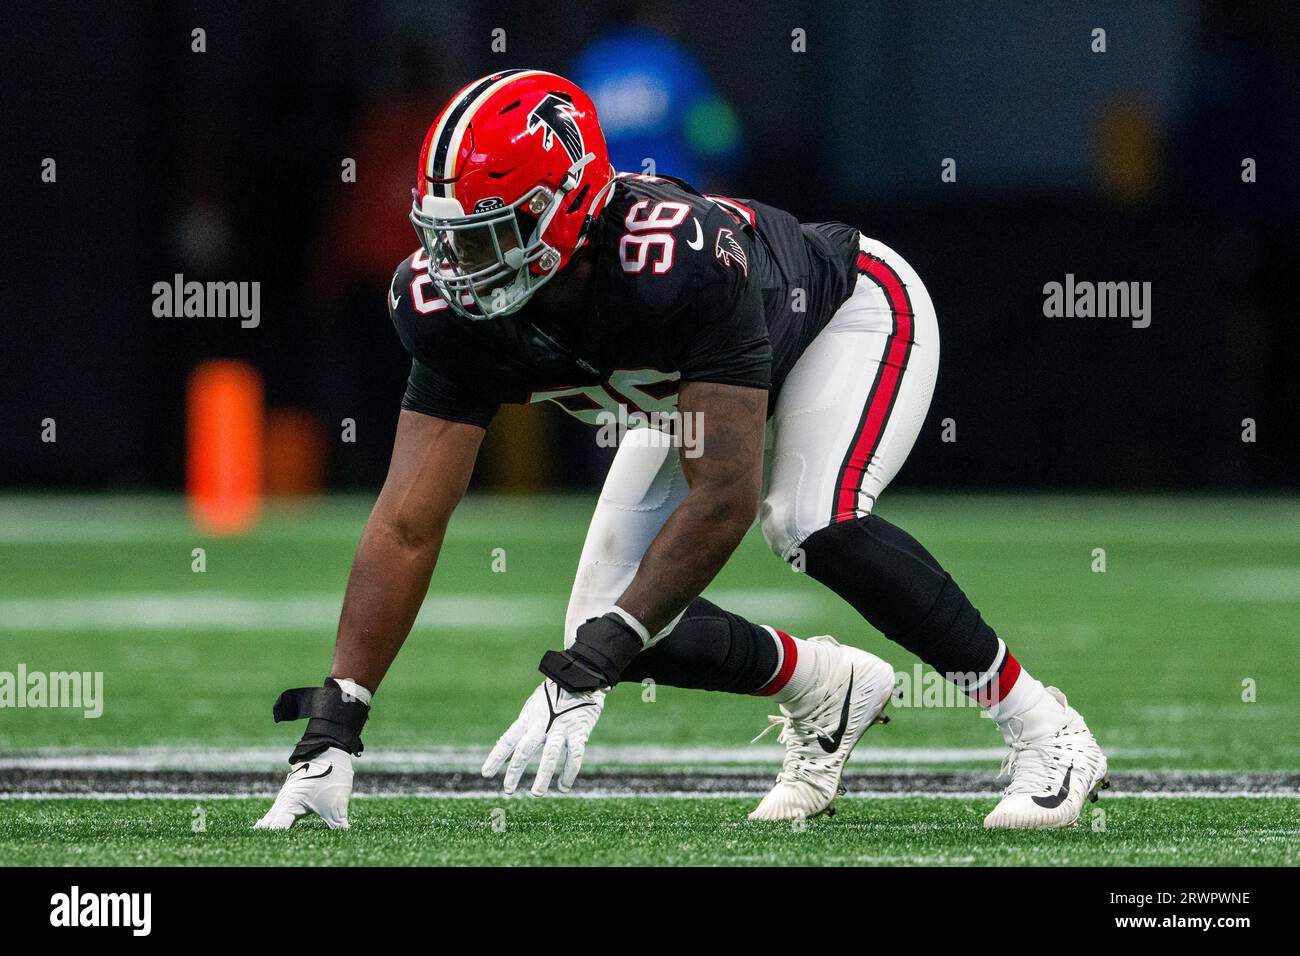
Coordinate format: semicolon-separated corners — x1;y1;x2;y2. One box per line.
1031;764;1072;808
686;218;704;250
816;666;854;753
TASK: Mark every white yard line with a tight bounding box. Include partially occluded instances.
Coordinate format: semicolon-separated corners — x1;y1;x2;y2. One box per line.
0;744;1183;771
0;789;1293;801
1193;567;1300;602
0;593;550;631
4;747;1291;799
2;496;1298;546
0;589;822;630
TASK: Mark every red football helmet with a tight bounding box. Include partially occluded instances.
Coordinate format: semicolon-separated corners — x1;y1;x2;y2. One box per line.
410;70;615;319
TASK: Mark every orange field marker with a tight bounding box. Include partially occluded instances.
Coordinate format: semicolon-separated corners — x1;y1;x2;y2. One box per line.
187;360;264;534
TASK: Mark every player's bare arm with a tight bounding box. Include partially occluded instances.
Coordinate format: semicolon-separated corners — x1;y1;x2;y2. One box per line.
331;410;484;690
533;381;765;697
537;382;766;695
615;381;766;634
253;410;481;829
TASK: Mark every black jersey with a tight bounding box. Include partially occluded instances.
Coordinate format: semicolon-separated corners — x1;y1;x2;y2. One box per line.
391;174;859;428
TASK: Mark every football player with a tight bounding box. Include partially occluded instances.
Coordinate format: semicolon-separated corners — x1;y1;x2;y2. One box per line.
255;70;1107;832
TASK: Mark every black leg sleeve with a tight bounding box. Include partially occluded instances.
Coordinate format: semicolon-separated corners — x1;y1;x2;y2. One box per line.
800;513;1000;679
621;597;780;695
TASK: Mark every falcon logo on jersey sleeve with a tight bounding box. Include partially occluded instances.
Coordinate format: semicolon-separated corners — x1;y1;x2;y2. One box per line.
526;93;585;163
715;228;749;277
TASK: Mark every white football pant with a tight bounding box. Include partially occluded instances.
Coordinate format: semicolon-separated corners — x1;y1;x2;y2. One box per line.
564;235;939;647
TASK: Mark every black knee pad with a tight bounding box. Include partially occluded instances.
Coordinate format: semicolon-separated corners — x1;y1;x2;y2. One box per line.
622;597;778;695
800;514;998;677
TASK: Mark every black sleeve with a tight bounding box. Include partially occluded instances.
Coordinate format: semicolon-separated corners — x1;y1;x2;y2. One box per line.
678;256;772;390
401;358;499;428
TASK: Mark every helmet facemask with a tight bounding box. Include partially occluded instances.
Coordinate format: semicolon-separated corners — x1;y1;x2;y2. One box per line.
410;153;594;320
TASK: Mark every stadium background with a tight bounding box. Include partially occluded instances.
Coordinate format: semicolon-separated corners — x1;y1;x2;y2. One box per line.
4;0;1297;494
1;1;1298;866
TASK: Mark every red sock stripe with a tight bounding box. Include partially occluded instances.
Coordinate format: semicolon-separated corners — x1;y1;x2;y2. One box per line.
971;651;1022;706
993;652;1022;702
833;253;916;522
753;629;798;697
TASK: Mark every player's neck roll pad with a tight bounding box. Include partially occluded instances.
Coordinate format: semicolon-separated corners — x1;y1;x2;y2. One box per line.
273;679;370;764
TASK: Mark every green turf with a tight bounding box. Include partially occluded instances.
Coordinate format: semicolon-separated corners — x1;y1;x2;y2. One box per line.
2;797;1296;866
3;493;1298;867
1;493;1297;769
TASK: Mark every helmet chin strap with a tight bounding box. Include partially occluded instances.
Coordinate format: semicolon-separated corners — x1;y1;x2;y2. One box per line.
536;152;595;238
509;152;597;285
484;153;603;317
579;165;620;242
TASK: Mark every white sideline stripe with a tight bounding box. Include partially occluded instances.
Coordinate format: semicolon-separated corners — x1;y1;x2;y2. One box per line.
0;589;820;631
8;524;1300;545
0;517;584;544
0;744;1182;771
0;593;548;631
0;790;1293;801
3;497;1299;546
1194;567;1300;602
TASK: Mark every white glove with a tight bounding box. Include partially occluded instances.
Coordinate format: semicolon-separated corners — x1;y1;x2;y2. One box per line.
481;679;605;796
253;746;354;830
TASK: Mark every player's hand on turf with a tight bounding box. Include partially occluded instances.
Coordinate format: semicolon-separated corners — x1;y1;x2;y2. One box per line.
253;746;355;830
481;679;605;796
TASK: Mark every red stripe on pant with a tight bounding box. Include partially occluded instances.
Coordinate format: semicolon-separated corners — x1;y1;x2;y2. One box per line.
753;629;798;696
833;253;916;521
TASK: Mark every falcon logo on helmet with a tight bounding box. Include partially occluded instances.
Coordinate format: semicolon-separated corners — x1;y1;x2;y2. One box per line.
526;93;586;163
409;71;616;321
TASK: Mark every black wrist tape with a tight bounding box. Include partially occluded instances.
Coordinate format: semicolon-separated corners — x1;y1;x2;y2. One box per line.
272;680;369;764
540;612;645;691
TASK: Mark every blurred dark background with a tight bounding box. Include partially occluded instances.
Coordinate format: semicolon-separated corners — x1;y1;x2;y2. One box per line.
3;0;1297;494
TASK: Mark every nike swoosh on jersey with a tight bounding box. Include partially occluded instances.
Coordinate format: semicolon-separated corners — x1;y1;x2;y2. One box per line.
1031;764;1073;808
816;666;855;753
686;217;704;250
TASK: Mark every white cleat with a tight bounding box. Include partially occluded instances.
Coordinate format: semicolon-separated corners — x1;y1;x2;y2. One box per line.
748;637;894;822
983;687;1109;830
